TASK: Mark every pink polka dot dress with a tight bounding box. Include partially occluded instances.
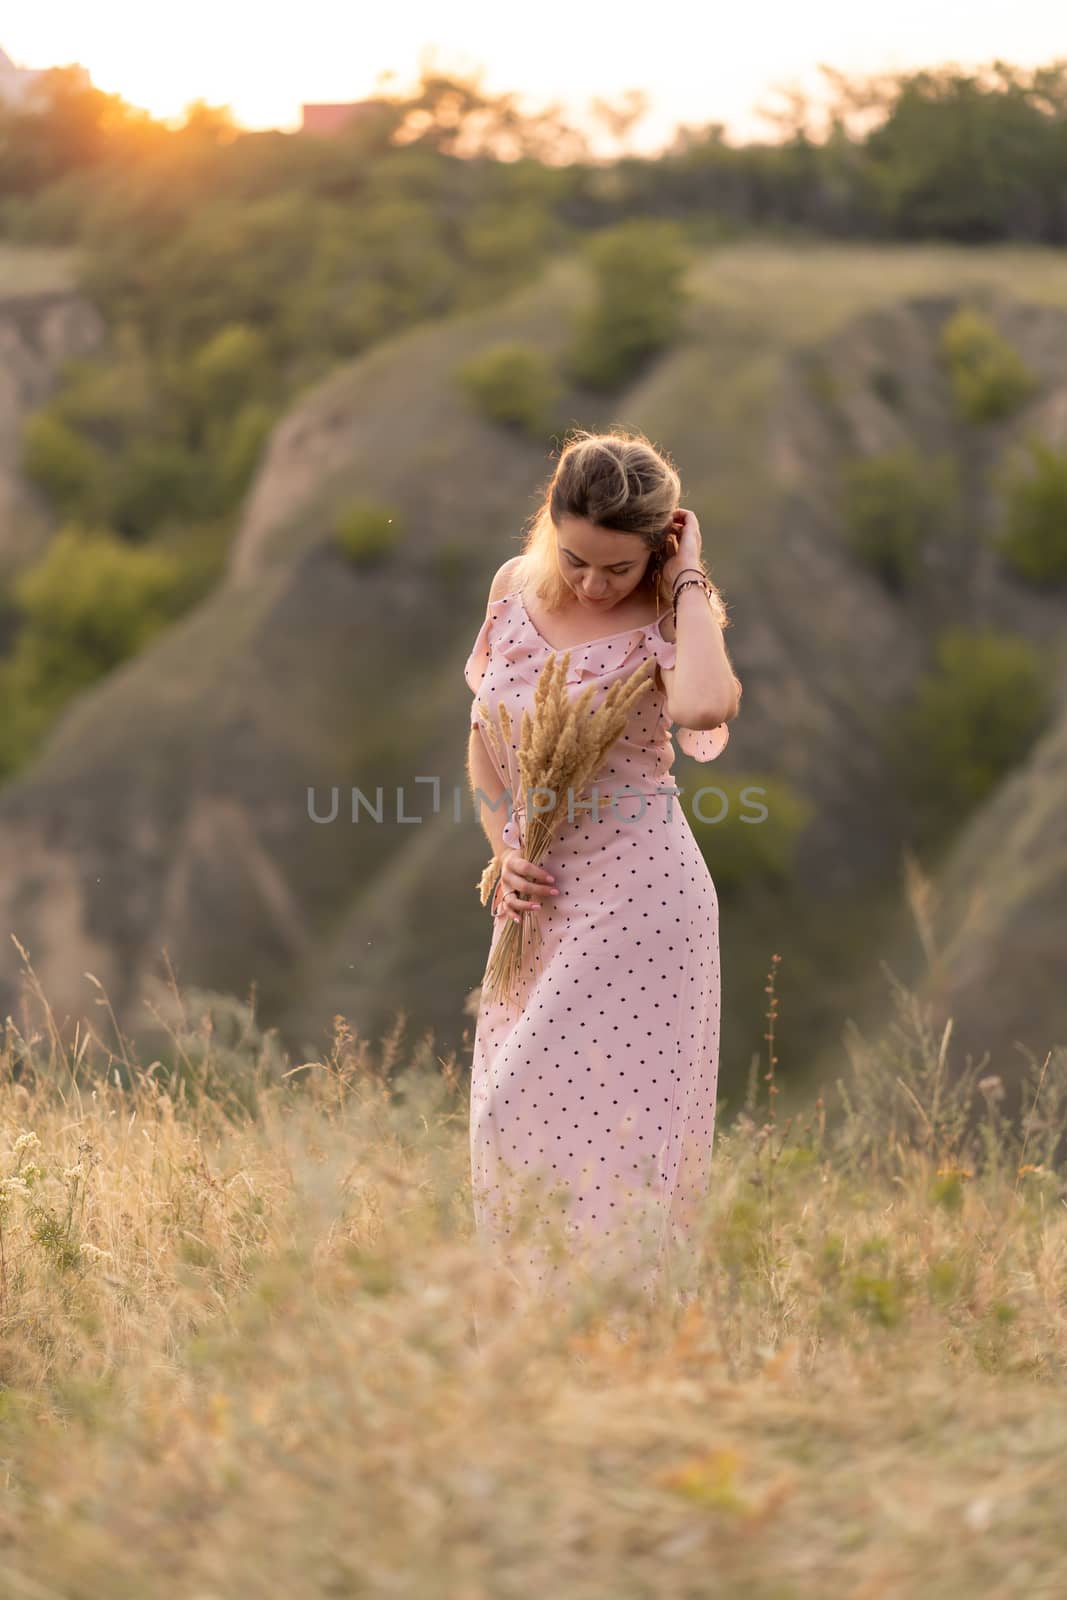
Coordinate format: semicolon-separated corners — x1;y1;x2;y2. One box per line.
464;584;738;1306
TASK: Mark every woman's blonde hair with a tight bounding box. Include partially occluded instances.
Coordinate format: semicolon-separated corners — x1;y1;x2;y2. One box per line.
511;426;729;628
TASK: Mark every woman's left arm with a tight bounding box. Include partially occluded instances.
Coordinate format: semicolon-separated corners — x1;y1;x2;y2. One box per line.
658;508;741;729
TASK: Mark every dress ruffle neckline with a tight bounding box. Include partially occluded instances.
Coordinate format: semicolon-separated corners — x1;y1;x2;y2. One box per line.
478;588;736;763
470;588;739;761
494;588;664;687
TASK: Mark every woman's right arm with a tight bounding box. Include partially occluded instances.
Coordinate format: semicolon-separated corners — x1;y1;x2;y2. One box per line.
465;554;522;860
468;728;557;922
464;556;559;922
467;725;510;860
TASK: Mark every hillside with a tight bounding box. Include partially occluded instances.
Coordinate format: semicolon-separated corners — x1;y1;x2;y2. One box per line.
0;240;1063;1089
899;694;1067;1098
0;249;104;580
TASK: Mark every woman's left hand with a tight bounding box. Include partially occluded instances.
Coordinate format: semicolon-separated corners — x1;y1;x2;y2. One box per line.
661;508;704;588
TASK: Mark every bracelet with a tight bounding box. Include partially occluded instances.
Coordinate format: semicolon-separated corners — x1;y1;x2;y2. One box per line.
672;575;713;626
670;565;708;593
673;576;712;608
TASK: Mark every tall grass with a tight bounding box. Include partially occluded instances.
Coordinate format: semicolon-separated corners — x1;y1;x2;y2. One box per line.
0;931;1065;1595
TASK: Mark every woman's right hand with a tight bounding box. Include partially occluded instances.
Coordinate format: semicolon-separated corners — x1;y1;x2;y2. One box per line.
497;846;558;924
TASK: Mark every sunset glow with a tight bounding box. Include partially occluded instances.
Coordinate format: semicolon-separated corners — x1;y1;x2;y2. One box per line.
4;0;1066;155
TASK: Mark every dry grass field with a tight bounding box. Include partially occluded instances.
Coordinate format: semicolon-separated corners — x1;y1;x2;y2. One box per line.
1;935;1065;1598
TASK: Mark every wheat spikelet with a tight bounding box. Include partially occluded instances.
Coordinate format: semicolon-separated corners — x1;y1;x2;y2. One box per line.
542;711;578;797
475;699;505;767
532;644;565;721
516;707;535;798
497;699;514;752
478;854;502;906
533;683;565;770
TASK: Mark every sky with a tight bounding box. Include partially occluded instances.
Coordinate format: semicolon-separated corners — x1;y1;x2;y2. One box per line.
4;1;1066;156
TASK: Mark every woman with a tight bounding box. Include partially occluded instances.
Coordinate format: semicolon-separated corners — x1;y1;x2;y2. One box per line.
464;428;742;1309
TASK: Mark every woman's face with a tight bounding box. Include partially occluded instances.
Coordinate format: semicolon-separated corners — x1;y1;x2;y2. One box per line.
555;515;654;612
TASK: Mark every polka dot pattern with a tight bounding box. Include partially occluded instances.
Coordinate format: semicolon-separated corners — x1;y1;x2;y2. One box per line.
464;587;729;1302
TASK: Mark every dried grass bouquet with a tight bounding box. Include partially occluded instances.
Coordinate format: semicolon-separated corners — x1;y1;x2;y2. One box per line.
474;647;657;1008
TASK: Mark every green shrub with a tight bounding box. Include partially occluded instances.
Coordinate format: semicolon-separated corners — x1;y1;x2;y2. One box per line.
48;327;156;449
333;500;402;567
0;525;183;776
187;323;272;424
110;437;206;538
992;435;1067;584
564;219;691;392
889;626;1052;846
459;206;556;294
20;411;107;518
213;401;275;506
13;524;182;669
939;306;1037;423
455;342;561;436
840;443;959;590
685;774;812;897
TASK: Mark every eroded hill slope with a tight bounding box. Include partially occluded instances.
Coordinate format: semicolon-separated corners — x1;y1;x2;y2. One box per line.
0;243;1063;1085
